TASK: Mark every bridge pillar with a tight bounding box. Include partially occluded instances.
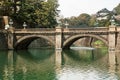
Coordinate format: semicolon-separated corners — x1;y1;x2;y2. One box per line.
115;27;120;65
7;28;15;49
108;25;116;65
55;26;63;50
116;27;120;52
109;25;116;51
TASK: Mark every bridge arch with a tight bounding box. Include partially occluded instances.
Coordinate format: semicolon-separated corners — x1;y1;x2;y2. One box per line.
14;35;55;49
63;34;108;49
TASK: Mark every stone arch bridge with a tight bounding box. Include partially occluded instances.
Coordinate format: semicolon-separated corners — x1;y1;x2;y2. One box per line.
1;26;120;51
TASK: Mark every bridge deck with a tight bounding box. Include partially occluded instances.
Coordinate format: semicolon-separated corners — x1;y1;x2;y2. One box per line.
13;27;109;33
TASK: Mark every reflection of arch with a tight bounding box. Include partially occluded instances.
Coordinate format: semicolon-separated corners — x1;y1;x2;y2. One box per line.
64;48;107;62
63;34;108;49
16;49;54;61
15;35;55;49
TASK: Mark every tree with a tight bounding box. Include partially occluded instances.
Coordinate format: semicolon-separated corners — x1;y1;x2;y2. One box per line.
60;13;91;28
113;3;120;26
0;0;13;16
89;14;96;27
114;3;120;15
77;13;91;27
12;0;59;28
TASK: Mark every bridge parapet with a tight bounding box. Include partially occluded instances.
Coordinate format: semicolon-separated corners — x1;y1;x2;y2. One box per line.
6;27;114;34
63;27;109;33
15;28;55;31
0;29;8;33
14;28;55;34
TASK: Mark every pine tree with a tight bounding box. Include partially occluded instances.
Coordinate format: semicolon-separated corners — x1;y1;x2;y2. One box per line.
114;3;120;15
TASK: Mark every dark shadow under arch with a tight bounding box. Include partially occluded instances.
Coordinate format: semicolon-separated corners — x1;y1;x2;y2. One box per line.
14;35;55;49
63;34;108;49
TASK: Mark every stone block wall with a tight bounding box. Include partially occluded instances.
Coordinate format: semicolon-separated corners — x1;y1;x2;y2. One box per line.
0;33;7;50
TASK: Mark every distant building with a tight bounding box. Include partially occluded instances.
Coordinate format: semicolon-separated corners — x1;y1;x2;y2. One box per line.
96;8;111;20
115;15;120;21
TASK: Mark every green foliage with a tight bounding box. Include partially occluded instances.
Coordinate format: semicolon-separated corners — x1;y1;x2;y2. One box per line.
0;1;13;16
93;40;105;47
88;15;96;27
97;19;110;27
12;0;58;28
78;13;91;26
62;8;113;28
61;13;91;28
94;40;103;45
113;3;120;26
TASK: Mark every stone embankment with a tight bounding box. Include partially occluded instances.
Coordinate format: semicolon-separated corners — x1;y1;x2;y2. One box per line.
0;33;7;50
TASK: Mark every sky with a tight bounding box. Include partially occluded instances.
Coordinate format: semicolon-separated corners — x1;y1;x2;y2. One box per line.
58;0;120;18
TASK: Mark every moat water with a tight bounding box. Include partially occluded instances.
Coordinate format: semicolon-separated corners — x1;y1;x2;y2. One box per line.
0;47;120;80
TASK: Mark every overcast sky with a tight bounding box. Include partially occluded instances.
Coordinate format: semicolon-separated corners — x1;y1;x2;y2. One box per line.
58;0;120;18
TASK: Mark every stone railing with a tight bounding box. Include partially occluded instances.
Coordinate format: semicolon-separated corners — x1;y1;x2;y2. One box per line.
0;29;8;33
2;27;115;34
14;28;55;33
63;27;109;33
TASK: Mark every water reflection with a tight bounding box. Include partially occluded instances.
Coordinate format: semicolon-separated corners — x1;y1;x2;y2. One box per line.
55;50;62;68
15;49;55;80
63;48;107;62
55;48;119;80
56;49;108;80
0;50;8;80
17;49;54;61
0;47;120;80
55;50;62;79
1;49;56;80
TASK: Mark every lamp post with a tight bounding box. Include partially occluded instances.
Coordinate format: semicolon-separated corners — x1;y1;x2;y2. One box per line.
65;21;69;28
23;22;27;29
110;16;116;26
94;20;99;27
56;15;62;27
9;19;13;28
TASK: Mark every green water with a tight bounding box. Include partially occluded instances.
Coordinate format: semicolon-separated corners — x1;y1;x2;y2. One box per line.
0;47;120;80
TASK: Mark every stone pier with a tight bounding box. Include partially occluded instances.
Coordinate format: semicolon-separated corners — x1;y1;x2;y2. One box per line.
108;25;116;51
7;28;15;50
108;25;116;66
55;26;63;50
